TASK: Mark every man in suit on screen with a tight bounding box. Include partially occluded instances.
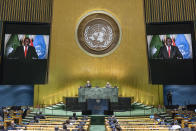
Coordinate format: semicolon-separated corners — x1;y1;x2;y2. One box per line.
9;37;38;60
158;37;183;59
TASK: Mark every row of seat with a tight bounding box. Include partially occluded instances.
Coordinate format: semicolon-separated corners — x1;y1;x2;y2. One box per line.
16;115;91;131
169;109;196;128
105;116;170;131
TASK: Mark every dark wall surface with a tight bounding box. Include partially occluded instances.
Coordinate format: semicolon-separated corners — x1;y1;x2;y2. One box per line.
0;85;34;107
164;85;196;106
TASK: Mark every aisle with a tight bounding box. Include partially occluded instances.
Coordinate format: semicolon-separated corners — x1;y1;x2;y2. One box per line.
90;125;105;131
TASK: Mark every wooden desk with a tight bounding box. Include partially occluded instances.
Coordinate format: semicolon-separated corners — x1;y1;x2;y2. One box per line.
3;119;12;129
12;115;22;125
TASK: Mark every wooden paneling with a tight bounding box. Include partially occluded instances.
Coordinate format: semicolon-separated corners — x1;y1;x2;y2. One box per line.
144;0;196;23
0;0;53;23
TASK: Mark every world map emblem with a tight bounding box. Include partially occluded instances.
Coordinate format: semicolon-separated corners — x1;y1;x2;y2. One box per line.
76;11;121;56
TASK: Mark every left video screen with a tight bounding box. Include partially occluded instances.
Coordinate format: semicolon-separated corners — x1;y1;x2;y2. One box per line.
4;34;49;60
0;22;50;84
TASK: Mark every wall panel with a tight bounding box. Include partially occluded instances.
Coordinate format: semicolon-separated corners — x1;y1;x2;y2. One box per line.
0;0;52;106
34;0;163;106
0;0;53;22
144;0;196;23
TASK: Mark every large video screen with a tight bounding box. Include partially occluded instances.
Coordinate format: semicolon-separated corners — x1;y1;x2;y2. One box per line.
0;21;2;81
147;34;193;59
0;22;50;84
146;22;196;84
4;34;49;60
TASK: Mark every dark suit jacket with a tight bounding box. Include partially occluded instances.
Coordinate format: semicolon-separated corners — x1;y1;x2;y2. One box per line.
10;46;38;60
158;45;183;59
167;93;172;101
85;83;92;88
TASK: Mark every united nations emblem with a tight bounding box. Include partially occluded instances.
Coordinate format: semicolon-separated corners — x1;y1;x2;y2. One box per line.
76;11;121;56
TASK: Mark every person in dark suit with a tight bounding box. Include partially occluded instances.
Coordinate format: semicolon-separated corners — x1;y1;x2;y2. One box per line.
85;80;92;88
70;113;78;120
0;107;4;121
167;91;172;106
22;107;29;119
7;121;16;130
8;37;38;60
105;82;112;88
158;37;183;59
54;126;59;131
38;112;45;119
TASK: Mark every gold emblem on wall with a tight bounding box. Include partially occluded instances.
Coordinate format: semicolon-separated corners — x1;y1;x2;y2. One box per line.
76;11;121;56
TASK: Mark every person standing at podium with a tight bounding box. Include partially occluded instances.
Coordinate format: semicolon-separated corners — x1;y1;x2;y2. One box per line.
85;80;92;88
105;82;112;88
167;91;172;106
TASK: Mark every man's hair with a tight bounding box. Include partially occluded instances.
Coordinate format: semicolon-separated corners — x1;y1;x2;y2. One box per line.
24;37;30;42
113;119;117;123
63;124;67;129
66;119;70;124
166;37;172;41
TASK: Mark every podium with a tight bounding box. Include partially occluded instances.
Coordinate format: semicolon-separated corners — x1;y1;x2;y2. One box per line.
79;87;118;115
78;87;118;102
87;99;109;115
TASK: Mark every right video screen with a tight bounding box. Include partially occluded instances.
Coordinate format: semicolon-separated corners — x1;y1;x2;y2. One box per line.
4;34;50;60
147;34;193;59
146;22;196;84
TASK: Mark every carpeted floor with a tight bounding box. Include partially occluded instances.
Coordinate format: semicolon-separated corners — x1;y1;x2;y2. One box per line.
90;125;105;131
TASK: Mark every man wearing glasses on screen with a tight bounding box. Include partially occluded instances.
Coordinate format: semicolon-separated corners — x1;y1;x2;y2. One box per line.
8;37;38;60
158;37;183;59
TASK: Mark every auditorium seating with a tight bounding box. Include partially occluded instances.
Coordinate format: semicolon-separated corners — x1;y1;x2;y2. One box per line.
15;115;91;131
2;107;24;128
3;105;196;130
1;106;91;130
103;109;196;131
105;116;170;131
167;109;196;129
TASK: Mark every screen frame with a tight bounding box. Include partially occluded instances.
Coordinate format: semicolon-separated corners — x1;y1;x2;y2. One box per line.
146;21;196;85
0;21;51;84
147;33;193;59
